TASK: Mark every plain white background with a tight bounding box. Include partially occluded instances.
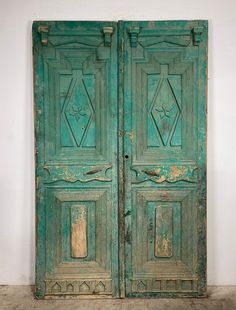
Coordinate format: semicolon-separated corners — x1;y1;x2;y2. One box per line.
0;0;236;285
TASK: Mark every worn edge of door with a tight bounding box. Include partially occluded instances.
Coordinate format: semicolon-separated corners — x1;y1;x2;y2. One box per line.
33;21;45;299
117;20;126;299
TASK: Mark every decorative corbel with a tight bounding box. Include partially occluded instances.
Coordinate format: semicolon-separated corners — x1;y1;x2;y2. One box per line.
192;26;204;46
102;27;113;47
38;25;49;46
129;27;140;48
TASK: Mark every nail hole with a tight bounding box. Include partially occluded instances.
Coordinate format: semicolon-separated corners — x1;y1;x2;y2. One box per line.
125;155;129;159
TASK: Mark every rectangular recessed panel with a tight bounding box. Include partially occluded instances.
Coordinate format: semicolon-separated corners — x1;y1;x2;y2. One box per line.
61;201;95;263
155;205;173;258
71;205;87;258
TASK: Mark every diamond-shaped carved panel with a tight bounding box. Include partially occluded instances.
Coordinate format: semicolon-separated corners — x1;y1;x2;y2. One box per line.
150;78;180;146
62;73;94;147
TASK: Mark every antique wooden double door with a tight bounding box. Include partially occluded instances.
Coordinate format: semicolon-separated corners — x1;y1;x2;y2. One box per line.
33;20;207;299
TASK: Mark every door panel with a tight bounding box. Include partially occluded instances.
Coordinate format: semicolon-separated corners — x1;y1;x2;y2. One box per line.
33;21;119;298
123;21;207;297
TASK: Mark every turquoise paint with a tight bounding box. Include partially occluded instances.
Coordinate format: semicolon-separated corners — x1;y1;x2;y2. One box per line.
33;20;207;299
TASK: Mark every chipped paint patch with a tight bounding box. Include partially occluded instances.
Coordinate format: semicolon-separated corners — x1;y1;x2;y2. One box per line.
132;165;198;183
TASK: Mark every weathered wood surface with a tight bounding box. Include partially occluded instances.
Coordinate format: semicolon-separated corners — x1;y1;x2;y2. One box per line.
123;20;207;298
33;20;207;299
71;205;87;258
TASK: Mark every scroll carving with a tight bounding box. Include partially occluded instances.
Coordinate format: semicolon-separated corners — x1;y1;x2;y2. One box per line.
132;165;198;183
44;165;112;183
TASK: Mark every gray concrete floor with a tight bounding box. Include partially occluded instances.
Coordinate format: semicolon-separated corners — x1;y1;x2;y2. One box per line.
0;286;236;310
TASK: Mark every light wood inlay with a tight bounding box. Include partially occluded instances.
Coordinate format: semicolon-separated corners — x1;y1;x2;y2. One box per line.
71;205;87;258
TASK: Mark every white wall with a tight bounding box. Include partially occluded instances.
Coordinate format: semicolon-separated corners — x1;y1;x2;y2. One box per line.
0;0;236;285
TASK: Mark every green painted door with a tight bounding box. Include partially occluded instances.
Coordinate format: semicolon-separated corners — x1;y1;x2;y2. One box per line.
33;21;119;299
122;20;208;298
33;20;207;299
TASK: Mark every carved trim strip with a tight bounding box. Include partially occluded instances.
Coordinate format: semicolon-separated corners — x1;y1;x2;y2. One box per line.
45;279;112;295
44;165;112;183
132;165;198;183
131;279;198;293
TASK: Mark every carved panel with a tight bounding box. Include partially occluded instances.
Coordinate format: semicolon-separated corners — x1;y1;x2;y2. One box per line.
45;187;112;293
61;72;95;147
149;64;181;147
130;188;198;284
132;43;198;163
43;39;111;164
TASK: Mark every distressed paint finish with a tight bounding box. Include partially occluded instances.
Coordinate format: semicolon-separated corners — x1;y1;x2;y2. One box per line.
155;205;173;258
71;205;87;258
123;20;208;298
33;20;207;299
132;164;198;183
33;21;119;299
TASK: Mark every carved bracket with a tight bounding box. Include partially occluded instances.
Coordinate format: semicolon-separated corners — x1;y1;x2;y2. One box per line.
192;26;204;46
44;165;112;183
38;25;49;46
131;165;198;183
102;27;113;47
129;26;140;47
